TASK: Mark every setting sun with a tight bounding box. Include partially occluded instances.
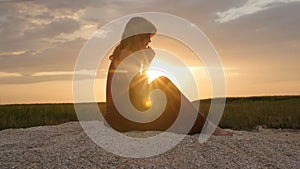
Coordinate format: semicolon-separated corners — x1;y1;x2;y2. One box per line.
146;69;168;84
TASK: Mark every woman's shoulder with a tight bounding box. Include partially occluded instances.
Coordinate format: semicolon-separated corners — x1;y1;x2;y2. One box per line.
118;49;132;60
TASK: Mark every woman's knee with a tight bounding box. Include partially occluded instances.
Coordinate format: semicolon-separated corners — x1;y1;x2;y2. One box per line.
158;76;172;83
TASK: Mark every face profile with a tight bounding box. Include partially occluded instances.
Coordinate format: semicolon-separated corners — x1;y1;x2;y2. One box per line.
140;33;153;49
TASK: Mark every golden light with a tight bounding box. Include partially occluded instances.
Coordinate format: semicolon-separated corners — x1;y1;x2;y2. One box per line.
144;98;152;108
146;69;165;83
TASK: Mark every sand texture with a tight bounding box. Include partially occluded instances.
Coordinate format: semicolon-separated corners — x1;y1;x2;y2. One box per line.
0;122;299;169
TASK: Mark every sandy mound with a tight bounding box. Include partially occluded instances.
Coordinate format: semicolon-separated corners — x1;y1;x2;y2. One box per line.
0;121;299;168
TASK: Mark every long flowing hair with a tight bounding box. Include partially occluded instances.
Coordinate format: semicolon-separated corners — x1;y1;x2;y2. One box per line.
109;17;156;61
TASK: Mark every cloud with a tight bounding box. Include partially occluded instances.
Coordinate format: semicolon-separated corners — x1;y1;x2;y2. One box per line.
32;71;74;77
0;35;112;84
24;18;80;39
0;72;22;78
0;70;107;85
0;51;26;56
32;69;107;78
0;0;299;87
0;74;73;84
211;2;300;46
0;38;86;75
215;0;300;23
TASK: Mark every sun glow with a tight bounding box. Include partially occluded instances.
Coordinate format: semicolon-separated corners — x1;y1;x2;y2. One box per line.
146;69;166;84
143;98;152;108
146;67;180;85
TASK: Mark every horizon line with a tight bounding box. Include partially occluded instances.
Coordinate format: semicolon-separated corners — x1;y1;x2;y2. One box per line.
1;94;299;106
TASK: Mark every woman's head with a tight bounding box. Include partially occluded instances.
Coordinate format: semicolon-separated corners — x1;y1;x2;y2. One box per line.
121;17;156;40
110;17;156;60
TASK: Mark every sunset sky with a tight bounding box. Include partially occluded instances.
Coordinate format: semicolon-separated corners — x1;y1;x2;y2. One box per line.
0;0;300;104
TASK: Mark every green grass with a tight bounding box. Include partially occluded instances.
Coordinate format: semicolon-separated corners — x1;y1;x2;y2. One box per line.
0;103;106;130
197;96;300;130
0;96;299;130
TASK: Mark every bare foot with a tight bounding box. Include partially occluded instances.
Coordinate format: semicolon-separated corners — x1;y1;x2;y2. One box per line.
213;127;233;136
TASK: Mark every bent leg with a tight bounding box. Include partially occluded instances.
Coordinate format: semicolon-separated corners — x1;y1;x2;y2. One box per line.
150;76;232;136
150;77;206;134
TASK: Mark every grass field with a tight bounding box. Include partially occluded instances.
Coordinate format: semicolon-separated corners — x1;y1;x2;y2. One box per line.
198;96;300;130
0;96;299;130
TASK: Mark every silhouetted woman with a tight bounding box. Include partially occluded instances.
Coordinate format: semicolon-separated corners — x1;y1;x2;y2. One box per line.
105;17;232;135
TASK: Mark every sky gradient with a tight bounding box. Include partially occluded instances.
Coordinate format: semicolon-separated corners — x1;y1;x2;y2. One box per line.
0;0;300;104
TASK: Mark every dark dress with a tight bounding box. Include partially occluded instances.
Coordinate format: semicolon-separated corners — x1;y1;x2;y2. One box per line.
104;50;206;134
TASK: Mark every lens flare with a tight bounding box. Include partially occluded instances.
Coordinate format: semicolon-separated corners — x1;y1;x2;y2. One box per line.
146;69;162;83
144;98;152;108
